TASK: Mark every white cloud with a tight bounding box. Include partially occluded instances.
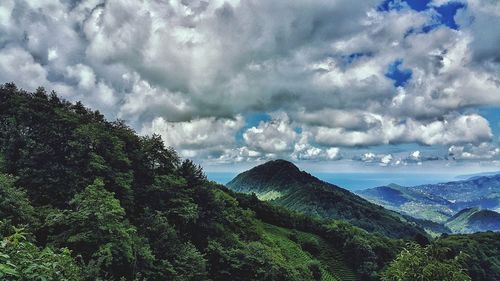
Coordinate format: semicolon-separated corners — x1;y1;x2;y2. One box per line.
449;143;500;160
118;73;194;124
65;64;117;107
141;115;245;157
291;132;341;161
309;113;491;147
0;47;49;90
243;114;297;153
358;152;396;166
0;0;499;164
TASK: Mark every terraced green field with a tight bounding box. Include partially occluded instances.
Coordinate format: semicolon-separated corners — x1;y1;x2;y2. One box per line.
260;223;358;281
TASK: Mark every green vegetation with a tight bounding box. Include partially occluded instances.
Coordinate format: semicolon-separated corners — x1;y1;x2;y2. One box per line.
0;226;83;280
381;243;471;281
358;177;500;228
0;83;495;280
445;208;500;234
227;160;426;239
0;83;403;280
434;232;500;281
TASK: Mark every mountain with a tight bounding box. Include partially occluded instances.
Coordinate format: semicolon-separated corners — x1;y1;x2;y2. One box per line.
445;208;500;234
358;184;454;223
3;83;500;280
227;159;426;239
455;171;500;180
1;83;421;280
358;175;500;224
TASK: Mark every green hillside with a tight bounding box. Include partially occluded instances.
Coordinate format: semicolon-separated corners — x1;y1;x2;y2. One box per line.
358;184;454;223
2;83;497;280
434;232;500;281
445;208;500;234
227;160;426;239
0;84;405;280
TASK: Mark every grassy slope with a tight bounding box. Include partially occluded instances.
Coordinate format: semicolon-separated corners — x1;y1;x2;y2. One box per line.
259;222;357;281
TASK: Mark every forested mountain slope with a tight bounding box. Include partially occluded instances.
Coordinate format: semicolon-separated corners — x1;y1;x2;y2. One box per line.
445;208;500;234
227;160;425;239
0;83;407;280
2;83;498;281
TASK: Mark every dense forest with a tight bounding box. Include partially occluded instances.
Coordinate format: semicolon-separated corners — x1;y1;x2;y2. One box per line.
0;83;499;280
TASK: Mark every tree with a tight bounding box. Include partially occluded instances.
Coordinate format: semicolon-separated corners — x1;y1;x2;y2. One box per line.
178;159;206;187
381;243;471;281
0;227;83;281
47;179;152;280
139;209;207;281
0;173;35;228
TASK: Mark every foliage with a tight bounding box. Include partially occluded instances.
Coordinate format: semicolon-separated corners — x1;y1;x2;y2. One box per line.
227;159;426;239
0;83;498;281
0;227;83;281
46;179;154;280
0;174;35;228
381;243;471;281
433;232;500;281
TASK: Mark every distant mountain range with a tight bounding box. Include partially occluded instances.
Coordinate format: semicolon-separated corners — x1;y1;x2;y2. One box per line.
357;174;500;233
227;159;425;238
455;171;500;180
445;208;500;234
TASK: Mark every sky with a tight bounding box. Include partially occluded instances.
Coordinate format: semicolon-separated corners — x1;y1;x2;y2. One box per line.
1;0;500;177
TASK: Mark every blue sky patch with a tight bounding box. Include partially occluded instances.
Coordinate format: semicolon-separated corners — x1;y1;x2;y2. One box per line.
379;0;465;31
378;0;431;12
434;2;466;30
385;59;412;87
235;112;272;143
478;107;500;140
404;0;432;11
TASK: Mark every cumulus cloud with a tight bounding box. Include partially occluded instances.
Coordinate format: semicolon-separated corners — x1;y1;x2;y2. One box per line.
243;114;297;153
449;143;500;160
354;149;442;166
356;152;396;166
1;0;500;164
308;113;491;147
141;115;244;157
291;132;342;161
0;47;49;90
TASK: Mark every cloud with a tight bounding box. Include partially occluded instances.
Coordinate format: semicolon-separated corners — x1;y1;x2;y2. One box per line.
354;150;442;166
448;142;500;160
356;152;395;166
308;113;491;147
1;0;500;164
141;115;245;157
243;114;297;153
291;132;342;161
0;47;49;90
118;73;194;124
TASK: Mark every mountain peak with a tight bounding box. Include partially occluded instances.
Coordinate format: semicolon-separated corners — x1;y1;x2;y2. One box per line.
227;159;426;238
387;183;404;189
254;159;300;173
231;159;308;188
446;208;500;233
